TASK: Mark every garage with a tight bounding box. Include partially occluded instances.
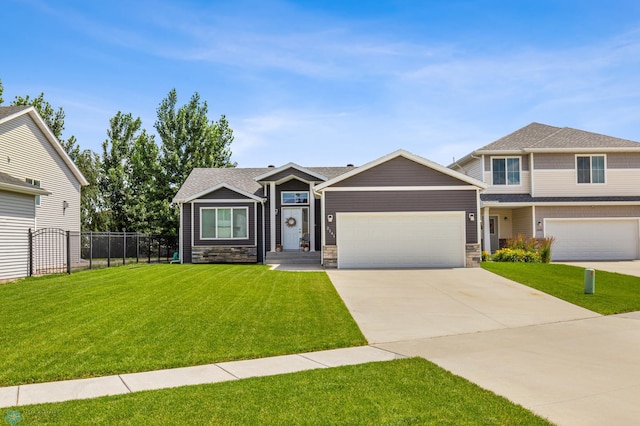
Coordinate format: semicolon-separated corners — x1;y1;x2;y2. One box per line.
336;212;466;268
546;218;640;261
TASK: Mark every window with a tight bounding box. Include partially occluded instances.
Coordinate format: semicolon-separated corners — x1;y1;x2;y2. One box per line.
492;158;520;185
201;207;248;239
577;155;605;184
26;178;41;206
281;191;309;205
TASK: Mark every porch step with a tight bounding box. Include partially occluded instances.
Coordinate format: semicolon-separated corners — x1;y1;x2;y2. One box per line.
266;251;321;265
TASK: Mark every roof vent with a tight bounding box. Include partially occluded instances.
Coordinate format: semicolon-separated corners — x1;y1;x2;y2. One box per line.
268;165;275;168
346;163;354;167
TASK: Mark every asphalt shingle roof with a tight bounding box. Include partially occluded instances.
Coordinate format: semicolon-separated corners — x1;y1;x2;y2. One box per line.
477;122;640;151
173;166;354;202
0;105;30;120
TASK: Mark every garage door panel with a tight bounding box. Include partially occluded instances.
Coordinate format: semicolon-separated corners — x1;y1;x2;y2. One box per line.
337;212;465;269
546;219;639;261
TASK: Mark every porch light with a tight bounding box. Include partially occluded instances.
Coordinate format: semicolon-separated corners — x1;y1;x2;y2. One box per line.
468;212;475;222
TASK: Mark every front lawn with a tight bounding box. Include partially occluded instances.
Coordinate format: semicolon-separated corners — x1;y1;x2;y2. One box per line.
7;358;551;425
482;262;640;314
0;264;366;386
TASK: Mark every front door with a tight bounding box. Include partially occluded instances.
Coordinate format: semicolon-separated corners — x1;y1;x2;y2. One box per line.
282;207;303;250
489;215;499;252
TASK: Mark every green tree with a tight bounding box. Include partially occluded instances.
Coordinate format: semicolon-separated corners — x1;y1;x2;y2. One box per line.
0;79;4;104
101;112;161;233
76;149;110;231
154;89;235;235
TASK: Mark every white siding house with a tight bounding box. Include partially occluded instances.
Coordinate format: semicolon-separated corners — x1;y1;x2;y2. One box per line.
0;106;87;280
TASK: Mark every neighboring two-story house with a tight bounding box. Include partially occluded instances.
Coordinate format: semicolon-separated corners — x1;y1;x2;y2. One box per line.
0;106;87;280
451;123;640;261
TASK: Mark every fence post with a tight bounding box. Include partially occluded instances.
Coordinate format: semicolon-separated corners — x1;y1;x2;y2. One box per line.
28;228;33;277
148;235;151;263
107;232;111;268
123;231;126;266
89;231;93;270
66;231;71;274
136;233;139;263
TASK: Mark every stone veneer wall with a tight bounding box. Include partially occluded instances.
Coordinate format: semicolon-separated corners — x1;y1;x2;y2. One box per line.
323;245;337;268
465;243;481;268
192;246;257;263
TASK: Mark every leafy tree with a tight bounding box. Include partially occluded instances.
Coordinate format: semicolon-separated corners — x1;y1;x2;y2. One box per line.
0;79;3;104
154;89;235;235
76;149;110;231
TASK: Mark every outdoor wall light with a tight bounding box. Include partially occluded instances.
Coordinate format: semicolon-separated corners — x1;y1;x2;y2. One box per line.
63;200;69;210
468;212;475;221
327;214;334;223
536;220;543;229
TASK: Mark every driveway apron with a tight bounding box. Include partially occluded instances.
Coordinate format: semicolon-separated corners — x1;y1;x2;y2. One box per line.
328;268;640;426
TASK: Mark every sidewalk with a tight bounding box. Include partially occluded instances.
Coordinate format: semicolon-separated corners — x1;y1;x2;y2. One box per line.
0;346;401;408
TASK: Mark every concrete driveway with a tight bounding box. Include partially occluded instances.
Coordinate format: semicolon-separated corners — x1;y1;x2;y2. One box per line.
561;260;640;278
327;268;640;426
327;268;597;344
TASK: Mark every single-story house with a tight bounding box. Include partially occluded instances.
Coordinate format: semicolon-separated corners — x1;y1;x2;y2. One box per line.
172;149;487;268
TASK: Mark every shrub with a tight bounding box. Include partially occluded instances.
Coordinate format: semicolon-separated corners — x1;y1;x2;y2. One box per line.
481;250;491;262
492;248;541;263
506;234;537;252
537;236;556;263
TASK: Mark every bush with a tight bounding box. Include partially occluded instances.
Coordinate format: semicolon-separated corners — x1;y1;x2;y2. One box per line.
481;250;491;262
537;237;556;263
492;248;541;263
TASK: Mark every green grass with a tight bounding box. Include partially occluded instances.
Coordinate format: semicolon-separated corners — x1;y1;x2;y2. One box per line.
0;264;366;386
482;262;640;315
5;358;551;425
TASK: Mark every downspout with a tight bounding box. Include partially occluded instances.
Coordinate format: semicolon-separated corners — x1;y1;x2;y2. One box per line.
261;198;266;264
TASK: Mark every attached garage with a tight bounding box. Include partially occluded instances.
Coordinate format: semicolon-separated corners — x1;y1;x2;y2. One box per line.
337;212;466;268
546;218;640;261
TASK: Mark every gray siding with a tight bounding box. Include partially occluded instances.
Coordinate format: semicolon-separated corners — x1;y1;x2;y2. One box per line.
333;157;468;187
200;187;254;200
325;190;478;245
183;203;192;262
607;152;640;169
266;168;324;182
535;205;640;238
534;153;575;170
0;114;82;233
274;180;313;246
193;202;256;246
0;191;35;280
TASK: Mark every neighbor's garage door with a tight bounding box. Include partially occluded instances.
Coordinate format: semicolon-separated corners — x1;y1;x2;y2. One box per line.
336;212;466;269
546;218;640;261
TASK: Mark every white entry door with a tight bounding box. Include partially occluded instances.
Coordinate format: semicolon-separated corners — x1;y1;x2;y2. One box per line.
282;207;303;250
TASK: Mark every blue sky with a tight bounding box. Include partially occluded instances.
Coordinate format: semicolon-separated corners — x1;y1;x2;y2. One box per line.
3;0;640;167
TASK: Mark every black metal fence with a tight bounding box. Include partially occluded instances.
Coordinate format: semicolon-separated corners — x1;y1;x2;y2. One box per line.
28;229;178;276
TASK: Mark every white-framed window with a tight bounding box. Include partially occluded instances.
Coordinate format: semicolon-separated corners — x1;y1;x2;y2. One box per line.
26;178;41;206
492;157;520;185
200;207;248;239
281;191;309;205
576;155;606;184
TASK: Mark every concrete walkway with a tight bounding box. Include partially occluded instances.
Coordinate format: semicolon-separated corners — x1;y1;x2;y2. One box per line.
0;346;401;408
561;260;640;278
328;268;640;426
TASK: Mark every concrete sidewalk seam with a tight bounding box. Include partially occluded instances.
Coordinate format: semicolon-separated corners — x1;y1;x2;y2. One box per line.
117;375;133;393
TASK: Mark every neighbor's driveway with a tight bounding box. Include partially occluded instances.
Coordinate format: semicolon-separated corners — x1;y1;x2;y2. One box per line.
327;268;640;426
560;260;640;278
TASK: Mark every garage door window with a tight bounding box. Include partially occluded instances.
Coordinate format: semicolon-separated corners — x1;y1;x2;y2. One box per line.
577;155;605;184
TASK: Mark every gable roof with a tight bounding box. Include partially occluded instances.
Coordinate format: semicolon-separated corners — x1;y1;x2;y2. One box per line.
475;122;640;154
254;162;328;182
0;171;51;196
0;106;88;186
172;166;353;203
315;149;487;191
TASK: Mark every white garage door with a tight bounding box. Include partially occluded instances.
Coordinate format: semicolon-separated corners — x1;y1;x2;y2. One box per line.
546;218;640;261
336;212;466;269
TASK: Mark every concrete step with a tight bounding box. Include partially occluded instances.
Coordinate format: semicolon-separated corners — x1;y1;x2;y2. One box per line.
266;251;321;265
